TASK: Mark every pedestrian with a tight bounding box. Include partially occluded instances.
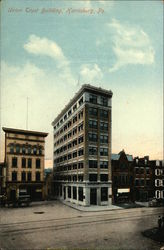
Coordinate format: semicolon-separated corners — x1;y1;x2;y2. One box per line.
158;216;162;229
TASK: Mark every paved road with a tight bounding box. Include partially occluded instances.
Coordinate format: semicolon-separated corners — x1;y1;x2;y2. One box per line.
0;201;164;249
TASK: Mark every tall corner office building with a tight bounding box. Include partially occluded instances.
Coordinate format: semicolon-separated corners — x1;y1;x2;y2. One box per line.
52;84;113;206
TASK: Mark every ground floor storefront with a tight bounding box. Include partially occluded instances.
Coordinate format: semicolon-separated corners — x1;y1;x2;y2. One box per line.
54;182;112;206
6;182;44;201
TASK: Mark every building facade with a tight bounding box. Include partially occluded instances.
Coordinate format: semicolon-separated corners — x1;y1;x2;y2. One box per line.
0;162;6;195
111;150;133;203
52;84;113;206
153;160;164;203
3;127;48;201
133;156;154;201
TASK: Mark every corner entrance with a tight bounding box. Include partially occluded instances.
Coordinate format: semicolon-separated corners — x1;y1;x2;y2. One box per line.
90;188;97;205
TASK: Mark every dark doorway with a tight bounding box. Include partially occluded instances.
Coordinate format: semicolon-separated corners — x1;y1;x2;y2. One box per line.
10;189;16;202
90;188;97;205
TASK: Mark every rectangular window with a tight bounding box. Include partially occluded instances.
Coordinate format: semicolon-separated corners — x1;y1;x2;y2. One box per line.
78;123;83;132
27;172;31;181
100;122;108;131
100;135;108;144
22;146;26;154
100;109;108;119
78;162;84;169
78;187;83;201
16;145;20;154
89;119;98;129
36;172;40;181
28;158;32;168
12;172;17;181
89;107;97;116
68;186;71;198
78;136;83;144
100;148;108;156
78;148;84;156
89;147;97;156
73;151;77;158
89;174;97;182
89;160;97;168
89;94;97;104
101;187;108;201
22;158;26;168
73;116;77;123
100;161;108;169
21;172;26;181
12;157;17;168
10;144;14;153
73;187;77;199
36;159;41;168
89;133;97;142
100;174;108;182
101;96;108;107
79;97;83;106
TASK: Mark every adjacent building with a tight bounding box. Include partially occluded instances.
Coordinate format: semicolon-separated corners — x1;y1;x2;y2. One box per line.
0;162;6;195
52;84;113;206
3;127;48;201
111;150;133;203
133;156;154;201
153;160;164;202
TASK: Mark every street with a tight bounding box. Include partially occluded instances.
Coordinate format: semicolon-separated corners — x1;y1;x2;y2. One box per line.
0;201;164;250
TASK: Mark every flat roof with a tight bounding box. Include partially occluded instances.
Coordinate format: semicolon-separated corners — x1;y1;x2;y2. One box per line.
2;127;48;137
52;84;113;126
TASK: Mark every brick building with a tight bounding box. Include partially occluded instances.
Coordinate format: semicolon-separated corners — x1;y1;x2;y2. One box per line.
111;150;133;203
3;127;48;201
133;156;154;201
52;84;113;206
153;160;164;203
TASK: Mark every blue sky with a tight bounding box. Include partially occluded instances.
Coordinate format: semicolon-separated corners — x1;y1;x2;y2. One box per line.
0;0;163;166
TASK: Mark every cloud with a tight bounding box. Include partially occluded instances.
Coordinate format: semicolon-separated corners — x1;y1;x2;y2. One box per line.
80;64;103;83
108;19;155;72
24;35;69;68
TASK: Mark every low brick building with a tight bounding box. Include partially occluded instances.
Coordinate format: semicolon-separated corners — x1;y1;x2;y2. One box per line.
133;156;154;202
111;150;133;203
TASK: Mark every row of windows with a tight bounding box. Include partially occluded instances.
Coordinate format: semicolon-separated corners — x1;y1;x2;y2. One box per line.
55;148;84;163
156;190;164;199
9;144;43;155
54;136;84;155
54;97;84;130
55;162;84;172
113;175;133;185
155;169;164;176
55;174;108;182
11;171;41;181
54;122;84;147
89;120;108;131
12;157;41;169
89;107;108;118
89;133;108;143
89;94;108;107
135;179;151;186
135;167;150;175
89;160;108;169
54;110;84;136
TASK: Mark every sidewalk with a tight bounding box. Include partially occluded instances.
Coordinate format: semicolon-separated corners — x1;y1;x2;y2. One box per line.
62;200;123;211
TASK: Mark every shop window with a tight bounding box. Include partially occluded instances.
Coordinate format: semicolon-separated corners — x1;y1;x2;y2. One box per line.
78;187;83;201
101;187;108;201
73;187;77;199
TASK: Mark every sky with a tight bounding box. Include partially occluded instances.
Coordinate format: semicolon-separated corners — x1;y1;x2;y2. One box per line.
0;0;163;167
